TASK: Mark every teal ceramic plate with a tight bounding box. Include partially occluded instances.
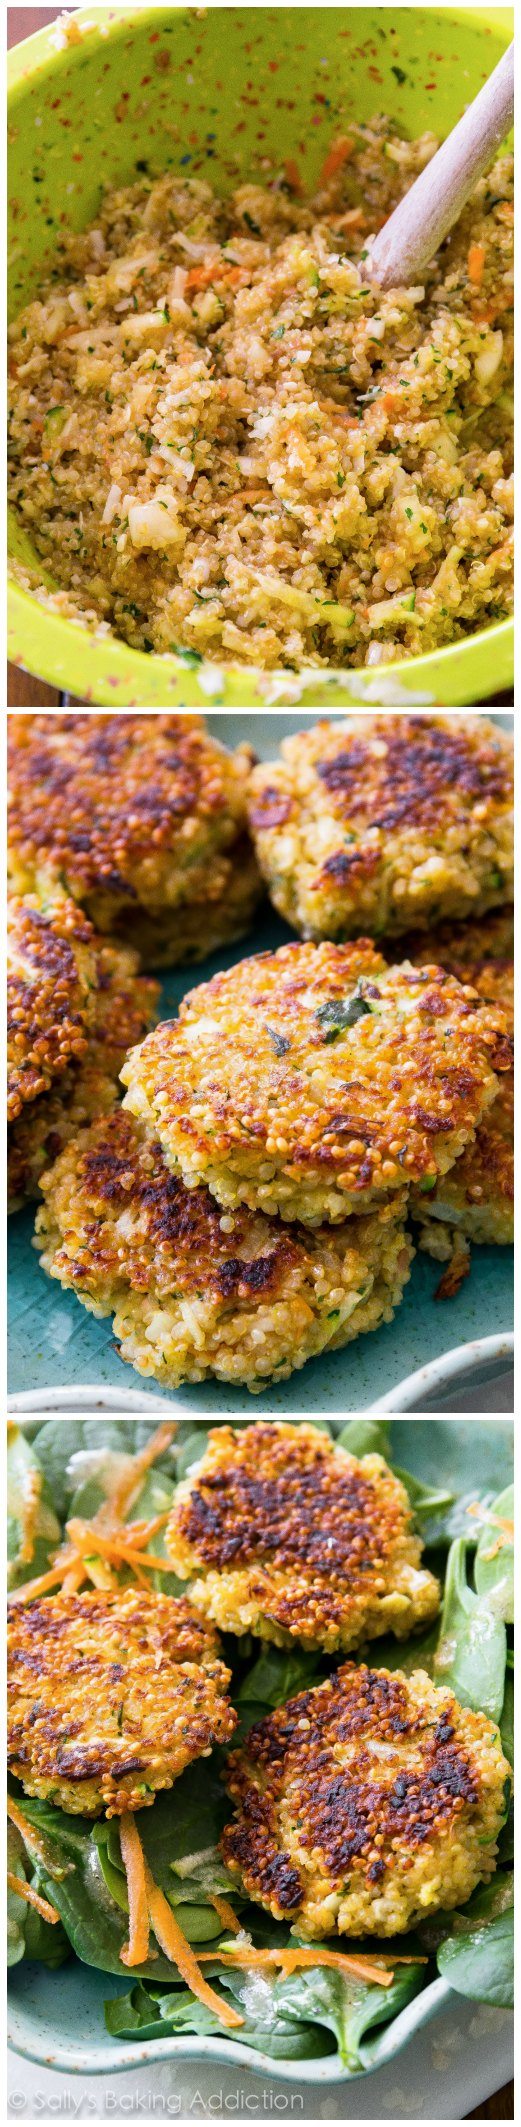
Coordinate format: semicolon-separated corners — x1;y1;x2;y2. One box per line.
8;1418;514;2093
8;715;513;1414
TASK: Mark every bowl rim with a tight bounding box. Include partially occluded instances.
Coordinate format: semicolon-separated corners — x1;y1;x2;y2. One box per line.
7;1;514;707
370;1331;514;1412
7;1333;515;1420
7;1968;453;2081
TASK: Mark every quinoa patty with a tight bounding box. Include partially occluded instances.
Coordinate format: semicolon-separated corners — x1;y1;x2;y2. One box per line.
121;938;511;1225
403;910;514;1263
8;892;97;1121
34;1109;412;1391
247;716;513;942
221;1663;510;1937
7;713;260;968
8;1587;235;1817
8;937;158;1212
166;1422;439;1649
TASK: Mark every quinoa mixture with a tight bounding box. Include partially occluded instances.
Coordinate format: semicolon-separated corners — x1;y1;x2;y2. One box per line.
8;122;513;672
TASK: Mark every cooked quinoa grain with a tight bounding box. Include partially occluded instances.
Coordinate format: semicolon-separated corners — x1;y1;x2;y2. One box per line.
7;713;260;968
8;129;513;672
34;1109;412;1390
166;1422;439;1649
8;1587;235;1817
221;1662;510;1936
121;938;511;1225
248;715;513;940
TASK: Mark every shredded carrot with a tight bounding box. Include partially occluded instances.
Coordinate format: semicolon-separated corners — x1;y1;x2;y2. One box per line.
320;137;354;186
284;159;302;194
7;1872;60;1924
199;1946;395;1987
186;261;221;293
109;1423;177;1522
7;1796;62;1874
7;1557;74;1603
467;1503;514;1539
143;1865;243;2029
468;243;485;287
119;1813;152;1968
186;261;245;294
211;1895;242;1936
60;1560;88;1597
65;1521;171;1575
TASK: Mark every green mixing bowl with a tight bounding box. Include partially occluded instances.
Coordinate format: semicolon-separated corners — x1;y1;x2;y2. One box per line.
8;4;513;707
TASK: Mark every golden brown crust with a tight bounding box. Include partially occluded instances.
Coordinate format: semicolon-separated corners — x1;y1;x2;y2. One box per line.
167;1422;439;1650
122;938;511;1223
248;717;514;939
397;907;514;1017
8;1587;235;1817
7;893;96;1121
221;1662;509;1935
7;714;256;956
8;936;158;1210
34;1110;413;1389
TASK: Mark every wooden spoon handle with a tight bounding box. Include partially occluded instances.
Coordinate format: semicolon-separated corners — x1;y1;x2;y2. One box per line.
369;41;514;290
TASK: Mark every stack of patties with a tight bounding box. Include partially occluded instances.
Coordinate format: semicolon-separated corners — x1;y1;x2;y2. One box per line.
165;1423;510;1938
8;889;158;1212
25;713;513;1386
7;710;261;967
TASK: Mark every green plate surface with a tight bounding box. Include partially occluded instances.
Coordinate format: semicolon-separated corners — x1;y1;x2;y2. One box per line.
8;3;513;707
8;715;513;1413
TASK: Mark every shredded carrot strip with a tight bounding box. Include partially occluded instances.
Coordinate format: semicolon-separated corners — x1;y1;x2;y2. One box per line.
60;1561;88;1597
320;137;354;186
119;1813;152;1968
7;1797;58;1869
109;1423;177;1522
7;1556;74;1603
7;1872;60;1924
143;1865;243;2029
65;1521;170;1574
466;1503;514;1542
211;1895;242;1935
199;1947;395;1987
121;1511;172;1546
468;243;485;287
284;159;302;193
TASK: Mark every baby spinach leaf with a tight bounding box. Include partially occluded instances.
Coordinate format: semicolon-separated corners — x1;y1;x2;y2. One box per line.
29;1418;177;1522
104;1957;426;2066
474;1487;514;1622
104;1975;331;2058
370;1623;441;1680
236;1644;323;1713
437;1877;513;2009
392;1466;453;1526
7;1821;69;1970
433;1538;507;1723
7;1426;61;1589
336;1419;390;1459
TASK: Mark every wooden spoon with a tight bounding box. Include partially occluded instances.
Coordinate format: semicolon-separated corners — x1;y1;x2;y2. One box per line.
369;41;514;289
